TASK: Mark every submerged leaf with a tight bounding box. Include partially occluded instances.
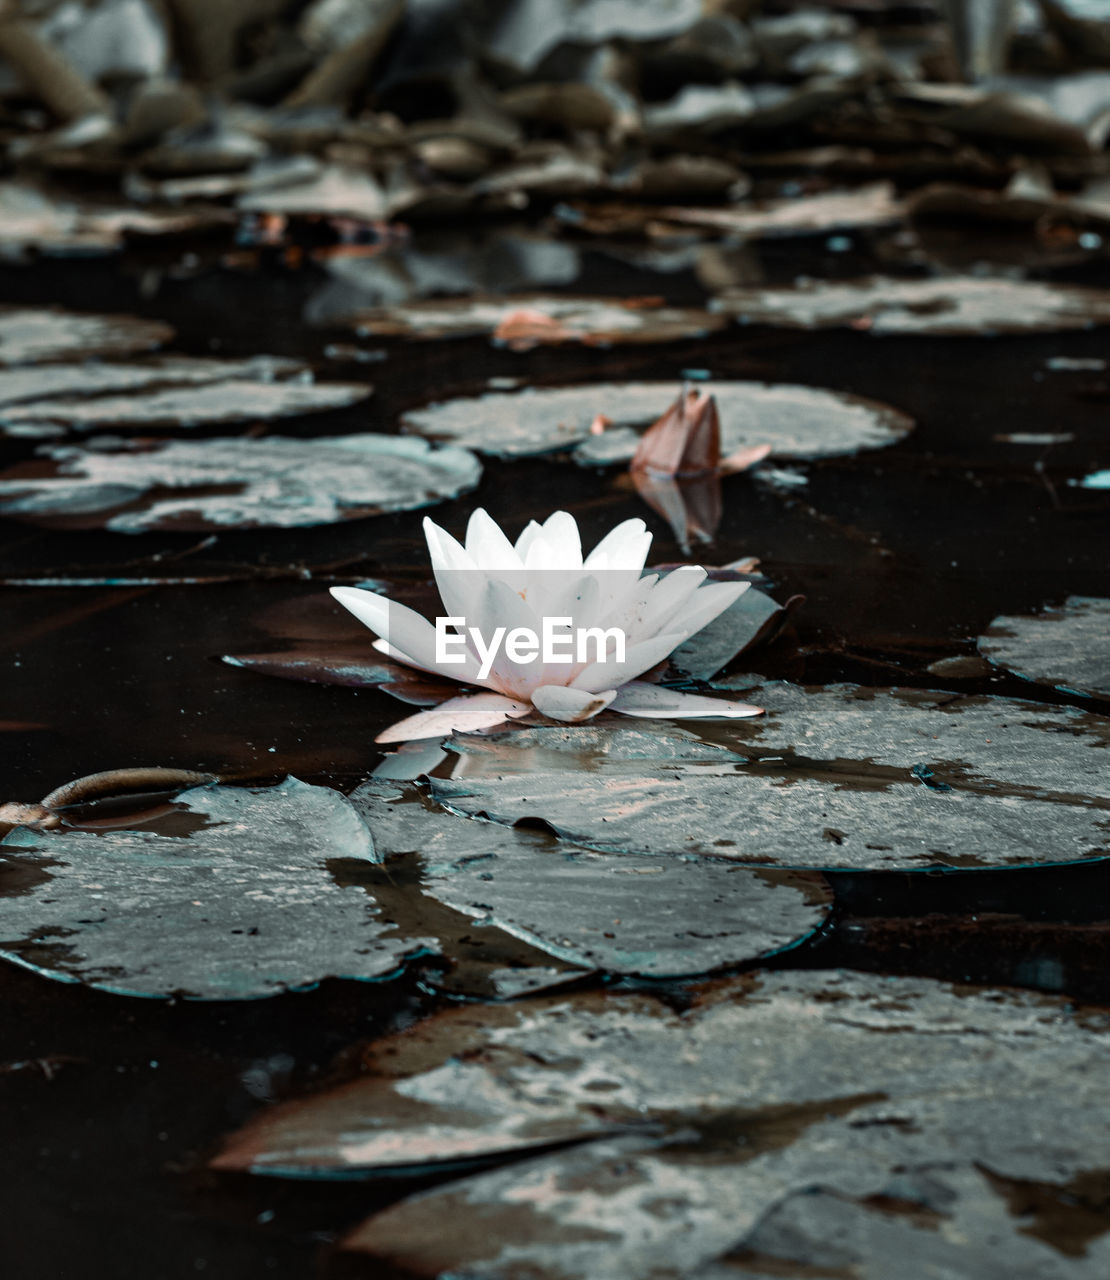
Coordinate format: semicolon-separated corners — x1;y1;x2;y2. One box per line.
0;433;481;531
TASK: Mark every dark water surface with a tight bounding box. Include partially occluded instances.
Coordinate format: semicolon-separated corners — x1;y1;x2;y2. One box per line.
2;237;1110;1277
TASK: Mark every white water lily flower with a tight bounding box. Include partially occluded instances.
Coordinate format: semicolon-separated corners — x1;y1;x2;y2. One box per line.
331;509;763;742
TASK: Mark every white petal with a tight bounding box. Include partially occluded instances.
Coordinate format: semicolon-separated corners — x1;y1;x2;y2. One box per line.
584;518;651;571
609;682;764;719
531;684;616;722
376;693;531;743
423;517;483;623
672;580;750;643
465;508;523;571
332;586;479;681
471;577;545;695
539;511;582;567
632;566;707;642
513;519;544;559
422;516;472;574
572;630;688;694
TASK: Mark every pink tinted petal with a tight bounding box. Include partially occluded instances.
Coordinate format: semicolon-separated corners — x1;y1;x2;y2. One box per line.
609;682;764;719
375;693;531;744
531;685;617;722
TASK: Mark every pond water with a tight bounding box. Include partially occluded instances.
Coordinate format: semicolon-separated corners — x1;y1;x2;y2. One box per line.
2;226;1109;1277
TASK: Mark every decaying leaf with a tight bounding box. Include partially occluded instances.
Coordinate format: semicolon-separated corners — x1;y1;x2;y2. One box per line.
403;381;913;462
979;596;1110;700
212;969;1110;1278
0;778;434;999
0;433;481;532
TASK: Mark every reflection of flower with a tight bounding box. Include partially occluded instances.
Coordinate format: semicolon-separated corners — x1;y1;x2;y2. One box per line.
332;509;763;742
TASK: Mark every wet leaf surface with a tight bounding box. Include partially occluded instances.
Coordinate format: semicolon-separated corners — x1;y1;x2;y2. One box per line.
0;433;481;531
331;295;725;346
293;969;1110;1277
0;778;433;999
668;586;794;681
402;381;914;462
352;781;832;981
429;684;1110;870
714;276;1110;335
979;596;1110;701
0;306;172;365
0;354;372;436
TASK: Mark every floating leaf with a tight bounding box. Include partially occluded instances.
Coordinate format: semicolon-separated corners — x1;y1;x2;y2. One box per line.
0;355;371;435
213;969;1110;1277
0;778;434;999
486;0;703;72
403;381;913;462
979;597;1110;700
430;684;1110;870
352;782;831;981
0;433;481;532
335;296;725;346
0;306;172;365
713;275;1110;335
668;585;796;680
0;180;229;259
659;182;904;237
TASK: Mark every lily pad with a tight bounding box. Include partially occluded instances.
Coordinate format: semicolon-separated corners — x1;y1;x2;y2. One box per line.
0;364;371;433
335;296;725;346
668;585;796;680
210;969;1110;1279
430;684;1110;870
0;355;372;436
0;306;172;365
352;782;832;981
402;381;913;462
659;182;904;238
712;276;1110;335
0;433;482;532
979;597;1110;701
0;778;433;999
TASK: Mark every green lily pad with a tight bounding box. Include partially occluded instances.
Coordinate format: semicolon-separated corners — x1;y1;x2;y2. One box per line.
979;597;1110;701
0;778;434;999
712;275;1110;335
353;781;832;982
0;306;173;364
0;433;481;531
401;380;912;462
429;684;1110;870
210;969;1110;1278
